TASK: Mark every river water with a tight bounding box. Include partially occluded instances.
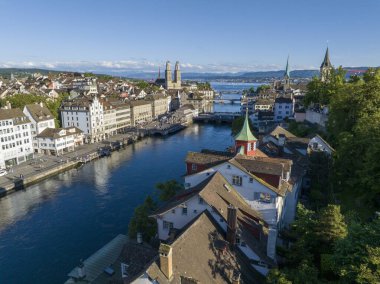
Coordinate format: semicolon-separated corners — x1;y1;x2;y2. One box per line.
0;82;258;284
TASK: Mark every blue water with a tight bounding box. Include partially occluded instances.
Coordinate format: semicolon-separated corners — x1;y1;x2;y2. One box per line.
211;81;263;113
0;124;233;284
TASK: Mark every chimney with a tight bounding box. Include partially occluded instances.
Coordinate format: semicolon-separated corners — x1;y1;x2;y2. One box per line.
232;270;241;284
6;101;11;109
159;243;173;279
226;205;237;246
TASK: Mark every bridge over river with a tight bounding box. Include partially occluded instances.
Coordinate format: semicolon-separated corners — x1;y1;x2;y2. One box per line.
193;112;242;123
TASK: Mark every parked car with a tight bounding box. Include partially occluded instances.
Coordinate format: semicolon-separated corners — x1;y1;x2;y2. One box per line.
0;169;8;176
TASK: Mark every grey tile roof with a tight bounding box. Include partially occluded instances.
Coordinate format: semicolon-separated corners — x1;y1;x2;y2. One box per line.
25;103;54;122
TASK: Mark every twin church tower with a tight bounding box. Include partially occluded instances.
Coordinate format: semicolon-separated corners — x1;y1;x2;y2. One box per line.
164;61;181;89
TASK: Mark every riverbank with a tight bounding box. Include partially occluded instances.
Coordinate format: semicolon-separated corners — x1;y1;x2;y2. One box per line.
0;124;186;197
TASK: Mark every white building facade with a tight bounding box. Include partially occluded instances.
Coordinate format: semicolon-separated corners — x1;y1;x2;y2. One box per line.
61;96;105;143
0;108;34;168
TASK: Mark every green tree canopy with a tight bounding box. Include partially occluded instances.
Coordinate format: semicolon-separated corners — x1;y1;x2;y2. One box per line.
155;180;183;201
332;217;380;284
128;196;157;242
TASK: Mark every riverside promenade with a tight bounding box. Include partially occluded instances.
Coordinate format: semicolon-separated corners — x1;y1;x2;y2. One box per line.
0;132;139;196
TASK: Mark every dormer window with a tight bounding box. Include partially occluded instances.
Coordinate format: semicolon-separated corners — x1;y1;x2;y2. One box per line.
232;175;243;186
182;207;188;215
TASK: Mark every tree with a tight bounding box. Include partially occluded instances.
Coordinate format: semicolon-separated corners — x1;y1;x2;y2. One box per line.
155;180;183;201
128;196;157;242
315;205;347;245
332;217;380;284
255;84;271;95
266;269;292;284
304;66;346;107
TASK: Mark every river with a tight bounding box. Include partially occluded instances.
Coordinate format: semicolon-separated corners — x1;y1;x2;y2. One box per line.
0;82;258;284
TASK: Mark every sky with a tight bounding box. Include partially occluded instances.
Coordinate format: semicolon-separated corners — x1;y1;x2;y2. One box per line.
0;0;379;73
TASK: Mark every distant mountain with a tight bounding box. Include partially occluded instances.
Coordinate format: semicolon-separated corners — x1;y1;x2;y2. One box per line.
0;66;374;81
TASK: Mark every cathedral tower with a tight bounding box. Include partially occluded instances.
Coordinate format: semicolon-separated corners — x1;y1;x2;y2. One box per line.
165;61;173;89
174;61;181;88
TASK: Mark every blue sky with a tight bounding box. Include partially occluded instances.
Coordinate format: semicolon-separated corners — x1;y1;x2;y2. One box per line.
0;0;379;73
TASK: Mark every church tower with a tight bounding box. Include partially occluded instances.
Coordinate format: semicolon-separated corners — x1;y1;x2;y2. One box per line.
234;109;257;156
165;61;173;89
174;61;181;88
320;47;333;82
283;56;290;89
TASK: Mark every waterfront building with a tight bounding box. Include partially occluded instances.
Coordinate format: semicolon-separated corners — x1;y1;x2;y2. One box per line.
320;47;334;82
23;102;56;152
0;107;34;168
273;97;294;122
165;61;181;90
35;127;83;156
129;100;153;126
183;112;304;264
60;95;105;143
144;93;168;119
108;99;131;133
101;99;117;138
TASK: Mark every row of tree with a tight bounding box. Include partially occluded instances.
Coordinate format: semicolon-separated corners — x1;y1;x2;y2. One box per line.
0;93;69;127
267;68;380;283
268;204;379;284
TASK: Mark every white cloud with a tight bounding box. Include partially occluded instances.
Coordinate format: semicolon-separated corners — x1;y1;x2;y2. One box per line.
0;60;316;73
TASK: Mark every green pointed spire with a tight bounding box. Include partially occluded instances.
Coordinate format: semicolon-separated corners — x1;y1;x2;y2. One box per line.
284;56;290;78
235;109;256;141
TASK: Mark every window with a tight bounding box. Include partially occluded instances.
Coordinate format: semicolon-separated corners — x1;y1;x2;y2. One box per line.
191;164;197;171
227;165;231;169
198;197;204;204
247;143;252;151
249;177;254;183
163;221;173;230
182;207;188;215
171;209;175;214
193;209;197;214
232;175;242;186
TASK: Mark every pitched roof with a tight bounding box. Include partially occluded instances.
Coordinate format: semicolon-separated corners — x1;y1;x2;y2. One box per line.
274;97;293;104
185;151;232;167
67;234;128;283
320;47;332;68
270;126;296;138
228;158;290;196
0;108;30;125
25;103;54;122
235;110;257;141
146;211;261;283
36;127;82;139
